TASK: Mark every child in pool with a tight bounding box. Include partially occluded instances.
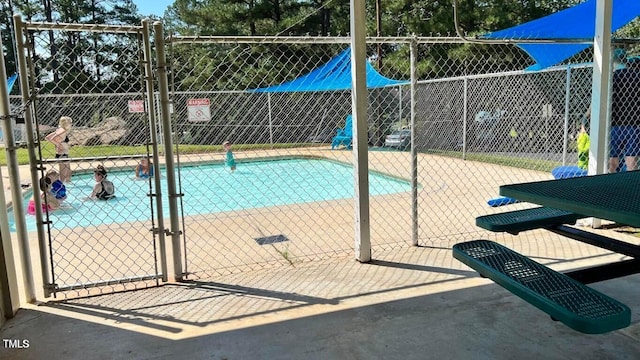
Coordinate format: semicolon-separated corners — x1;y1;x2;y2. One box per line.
223;141;236;172
88;165;115;200
27;175;60;215
47;169;67;201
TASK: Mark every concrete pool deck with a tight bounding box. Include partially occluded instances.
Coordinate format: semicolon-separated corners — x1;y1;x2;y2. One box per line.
1;244;640;359
5;146;558;290
1;146;640;358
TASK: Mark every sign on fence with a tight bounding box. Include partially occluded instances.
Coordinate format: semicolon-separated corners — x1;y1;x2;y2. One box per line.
187;98;211;122
128;100;145;113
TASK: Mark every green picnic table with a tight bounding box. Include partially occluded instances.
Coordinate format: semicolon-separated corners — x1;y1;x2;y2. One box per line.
454;171;640;334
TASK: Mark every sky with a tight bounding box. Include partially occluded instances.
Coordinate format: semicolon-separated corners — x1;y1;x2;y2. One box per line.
132;0;173;17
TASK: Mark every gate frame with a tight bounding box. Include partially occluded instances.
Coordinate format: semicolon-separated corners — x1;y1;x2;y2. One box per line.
12;16;169;298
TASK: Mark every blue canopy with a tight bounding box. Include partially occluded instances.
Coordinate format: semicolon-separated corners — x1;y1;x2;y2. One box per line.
483;0;640;70
252;48;408;93
7;73;17;92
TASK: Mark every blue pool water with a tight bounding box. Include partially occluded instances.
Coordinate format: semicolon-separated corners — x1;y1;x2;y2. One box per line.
11;157;411;231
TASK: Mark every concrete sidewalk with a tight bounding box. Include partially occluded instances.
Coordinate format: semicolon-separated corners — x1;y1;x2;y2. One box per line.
1;245;639;359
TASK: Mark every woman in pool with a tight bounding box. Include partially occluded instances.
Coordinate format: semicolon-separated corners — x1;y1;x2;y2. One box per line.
45;116;73;183
135;157;154;179
88;165;115;200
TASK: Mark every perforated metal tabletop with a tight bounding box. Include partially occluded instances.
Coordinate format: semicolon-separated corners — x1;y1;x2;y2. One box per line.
500;171;640;228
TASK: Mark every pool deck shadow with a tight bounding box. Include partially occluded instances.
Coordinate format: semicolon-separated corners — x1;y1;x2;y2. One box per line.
3;147;640;358
2;245;640;359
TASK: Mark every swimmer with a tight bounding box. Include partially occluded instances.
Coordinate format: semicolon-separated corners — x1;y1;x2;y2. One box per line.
135;157;154;179
88;165;115;200
27;175;60;215
223;140;236;172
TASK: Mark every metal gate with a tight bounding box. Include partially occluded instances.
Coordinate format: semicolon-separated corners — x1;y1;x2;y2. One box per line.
12;17;168;299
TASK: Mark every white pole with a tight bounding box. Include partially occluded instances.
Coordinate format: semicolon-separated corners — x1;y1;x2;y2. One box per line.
350;0;371;262
7;18;36;302
0;31;21;315
588;0;613;229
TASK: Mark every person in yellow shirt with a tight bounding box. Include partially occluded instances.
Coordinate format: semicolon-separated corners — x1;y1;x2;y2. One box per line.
576;117;590;170
551;117;590;179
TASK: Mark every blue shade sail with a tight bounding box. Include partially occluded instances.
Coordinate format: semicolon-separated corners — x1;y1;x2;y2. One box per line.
483;0;640;70
7;73;17;92
252;48;408;93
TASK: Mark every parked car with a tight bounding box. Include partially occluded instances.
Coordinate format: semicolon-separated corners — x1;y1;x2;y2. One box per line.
384;129;411;150
306;128;336;143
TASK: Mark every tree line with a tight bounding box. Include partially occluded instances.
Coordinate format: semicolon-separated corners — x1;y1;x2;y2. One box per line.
2;0;637;94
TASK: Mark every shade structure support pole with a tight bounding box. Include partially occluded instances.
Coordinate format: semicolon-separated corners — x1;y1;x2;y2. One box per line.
350;0;370;262
588;0;613;229
589;0;613;176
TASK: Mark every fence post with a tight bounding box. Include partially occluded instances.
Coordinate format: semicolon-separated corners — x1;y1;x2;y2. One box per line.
8;16;37;302
562;67;571;166
0;27;22;315
462;77;468;160
154;21;183;280
142;19;168;282
268;93;273;145
410;38;418;246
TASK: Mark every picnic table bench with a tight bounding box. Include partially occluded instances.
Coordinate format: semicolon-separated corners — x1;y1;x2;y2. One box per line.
454;172;640;333
453;240;631;334
475;207;584;234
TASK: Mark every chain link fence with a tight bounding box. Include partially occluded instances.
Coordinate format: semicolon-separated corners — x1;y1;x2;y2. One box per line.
8;18;639;299
163;38;618;280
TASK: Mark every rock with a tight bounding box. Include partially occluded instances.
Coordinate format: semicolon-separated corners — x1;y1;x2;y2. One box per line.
69;117;128;146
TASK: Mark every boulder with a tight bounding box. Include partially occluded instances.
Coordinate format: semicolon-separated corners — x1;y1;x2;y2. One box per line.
69;117;128;146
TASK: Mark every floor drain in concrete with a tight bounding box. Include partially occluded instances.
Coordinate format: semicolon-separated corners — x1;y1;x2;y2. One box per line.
254;234;289;245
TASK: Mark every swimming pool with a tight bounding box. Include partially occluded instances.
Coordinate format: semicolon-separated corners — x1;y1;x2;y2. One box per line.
11;157;412;231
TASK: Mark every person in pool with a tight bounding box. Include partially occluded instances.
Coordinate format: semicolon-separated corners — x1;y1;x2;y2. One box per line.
223;140;236;172
88;165;115;200
135;157;154;179
27;175;60;215
46;169;67;201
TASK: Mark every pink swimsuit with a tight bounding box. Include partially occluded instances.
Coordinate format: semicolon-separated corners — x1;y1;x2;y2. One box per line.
27;198;54;215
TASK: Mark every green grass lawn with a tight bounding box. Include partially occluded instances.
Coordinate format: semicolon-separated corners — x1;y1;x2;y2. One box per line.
0;143;313;165
0;144;565;171
423;150;562;173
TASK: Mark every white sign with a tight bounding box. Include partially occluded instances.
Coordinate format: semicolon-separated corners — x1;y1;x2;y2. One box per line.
187;98;211;122
128;100;145;113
